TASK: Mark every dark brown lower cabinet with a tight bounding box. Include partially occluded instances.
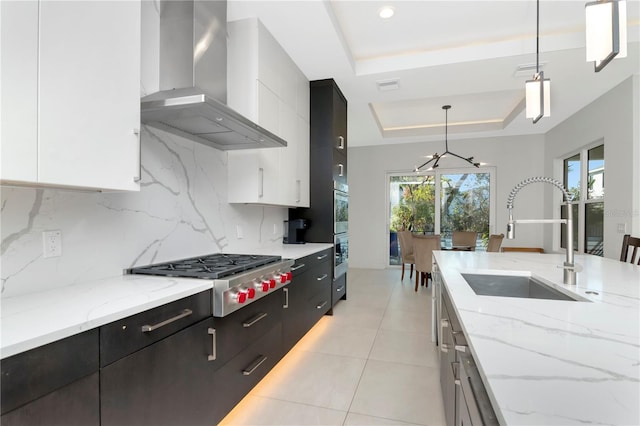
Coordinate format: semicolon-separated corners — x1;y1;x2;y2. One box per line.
100;317;219;426
1;372;99;426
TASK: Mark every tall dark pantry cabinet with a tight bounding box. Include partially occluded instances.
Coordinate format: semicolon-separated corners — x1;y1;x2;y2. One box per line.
290;78;348;313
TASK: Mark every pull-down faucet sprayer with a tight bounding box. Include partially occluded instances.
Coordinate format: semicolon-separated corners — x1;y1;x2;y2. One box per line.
506;177;577;285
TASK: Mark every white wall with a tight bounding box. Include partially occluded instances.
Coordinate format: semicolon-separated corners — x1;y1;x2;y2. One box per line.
348;134;546;269
543;76;639;259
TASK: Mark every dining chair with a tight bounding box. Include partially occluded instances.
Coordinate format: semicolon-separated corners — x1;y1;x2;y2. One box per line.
486;234;505;252
397;230;415;280
452;231;478;251
501;247;544;253
620;234;640;265
413;234;441;291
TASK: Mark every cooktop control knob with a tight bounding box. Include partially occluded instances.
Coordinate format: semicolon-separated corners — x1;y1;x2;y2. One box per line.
245;287;256;299
286;271;292;281
257;280;270;292
230;289;247;304
279;273;287;284
269;278;277;289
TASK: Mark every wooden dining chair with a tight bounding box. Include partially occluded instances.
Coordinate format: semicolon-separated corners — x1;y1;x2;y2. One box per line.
486;234;505;252
620;234;640;265
452;231;478;251
501;247;544;253
397;230;415;280
413;234;441;291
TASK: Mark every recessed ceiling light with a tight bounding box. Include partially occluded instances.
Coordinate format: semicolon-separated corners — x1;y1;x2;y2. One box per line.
378;6;395;19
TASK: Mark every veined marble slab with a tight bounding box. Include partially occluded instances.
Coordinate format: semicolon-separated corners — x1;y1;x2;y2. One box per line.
0;274;212;359
246;243;334;260
434;251;640;425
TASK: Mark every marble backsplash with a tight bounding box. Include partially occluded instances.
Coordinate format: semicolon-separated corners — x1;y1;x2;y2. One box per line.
1;126;287;297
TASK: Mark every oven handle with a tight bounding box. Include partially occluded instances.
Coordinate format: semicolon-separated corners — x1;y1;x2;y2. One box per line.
243;312;268;328
141;309;193;332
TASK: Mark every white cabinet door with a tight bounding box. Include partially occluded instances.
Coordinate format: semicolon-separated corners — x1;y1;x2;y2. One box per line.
37;1;141;191
227;150;281;205
1;1;39;182
295;115;310;207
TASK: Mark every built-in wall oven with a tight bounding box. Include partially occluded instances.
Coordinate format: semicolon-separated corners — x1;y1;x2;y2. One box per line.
334;181;348;278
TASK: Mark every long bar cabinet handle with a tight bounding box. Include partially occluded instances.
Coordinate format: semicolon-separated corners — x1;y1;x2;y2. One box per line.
283;288;289;308
291;263;306;271
336;136;345;150
243;355;268;376
141;309;192;332
316;254;328;260
317;274;328;281
133;128;141;183
208;328;217;361
316;301;328;310
243;312;268;328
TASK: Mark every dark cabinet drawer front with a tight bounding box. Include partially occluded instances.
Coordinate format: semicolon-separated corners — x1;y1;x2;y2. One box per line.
1;329;98;415
101;318;218;426
100;290;212;367
331;273;347;307
290;248;332;277
214;290;282;366
211;325;283;425
308;287;332;326
1;372;99;426
305;262;332;297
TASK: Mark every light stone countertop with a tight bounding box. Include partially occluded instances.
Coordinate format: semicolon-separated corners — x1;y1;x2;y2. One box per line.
0;244;333;359
433;251;640;425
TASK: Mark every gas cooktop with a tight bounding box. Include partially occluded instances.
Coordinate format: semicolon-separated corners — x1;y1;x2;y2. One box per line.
129;253;282;280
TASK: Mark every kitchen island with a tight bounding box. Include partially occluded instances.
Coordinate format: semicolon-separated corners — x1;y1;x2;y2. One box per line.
433;251;639;425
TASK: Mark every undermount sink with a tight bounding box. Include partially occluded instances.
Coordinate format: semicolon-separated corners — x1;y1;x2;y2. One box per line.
461;273;581;301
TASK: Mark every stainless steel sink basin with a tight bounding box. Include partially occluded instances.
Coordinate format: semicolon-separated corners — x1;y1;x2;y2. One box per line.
461;273;580;301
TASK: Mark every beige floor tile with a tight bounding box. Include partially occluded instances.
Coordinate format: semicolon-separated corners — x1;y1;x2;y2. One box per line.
219;394;347;425
344;412;424;425
369;329;439;368
251;349;366;411
328;303;386;330
379;307;431;334
294;317;378;359
349;360;445;426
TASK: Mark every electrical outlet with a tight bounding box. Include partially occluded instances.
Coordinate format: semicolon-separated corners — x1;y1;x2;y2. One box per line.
273;223;278;235
617;223;627;233
43;230;62;258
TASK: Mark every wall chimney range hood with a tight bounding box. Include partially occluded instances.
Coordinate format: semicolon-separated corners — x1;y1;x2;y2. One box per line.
141;1;287;150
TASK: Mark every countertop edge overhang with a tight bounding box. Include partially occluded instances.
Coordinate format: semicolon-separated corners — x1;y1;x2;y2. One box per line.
0;243;334;359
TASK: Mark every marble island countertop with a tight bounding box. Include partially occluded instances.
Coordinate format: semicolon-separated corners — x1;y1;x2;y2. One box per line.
433;251;640;425
0;243;333;359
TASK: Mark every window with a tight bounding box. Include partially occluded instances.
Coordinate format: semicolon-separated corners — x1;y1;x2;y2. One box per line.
561;144;604;256
388;169;495;265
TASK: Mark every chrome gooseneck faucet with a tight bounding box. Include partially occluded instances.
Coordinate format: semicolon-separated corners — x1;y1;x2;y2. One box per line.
506;177;577;285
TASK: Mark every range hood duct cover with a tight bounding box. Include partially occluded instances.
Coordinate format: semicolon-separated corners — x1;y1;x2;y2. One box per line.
141;0;286;150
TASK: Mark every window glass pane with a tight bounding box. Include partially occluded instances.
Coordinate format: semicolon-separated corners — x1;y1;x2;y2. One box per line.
440;173;490;248
560;204;579;251
389;175;435;265
564;154;580;201
585;202;604;256
587;145;604;199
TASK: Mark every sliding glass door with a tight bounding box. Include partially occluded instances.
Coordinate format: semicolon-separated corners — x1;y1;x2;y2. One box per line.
388;168;495;266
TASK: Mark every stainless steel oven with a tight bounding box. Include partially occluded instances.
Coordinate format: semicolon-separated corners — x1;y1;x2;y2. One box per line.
334;181;348;234
334;232;348;278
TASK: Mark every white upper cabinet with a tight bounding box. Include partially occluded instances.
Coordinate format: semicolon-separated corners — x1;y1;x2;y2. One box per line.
227;18;310;207
0;1;141;192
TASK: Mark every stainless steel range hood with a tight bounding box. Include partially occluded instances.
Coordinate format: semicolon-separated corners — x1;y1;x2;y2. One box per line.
141;1;286;150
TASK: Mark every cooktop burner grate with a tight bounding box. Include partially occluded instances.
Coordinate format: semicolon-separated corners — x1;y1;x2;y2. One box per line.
129;253;282;279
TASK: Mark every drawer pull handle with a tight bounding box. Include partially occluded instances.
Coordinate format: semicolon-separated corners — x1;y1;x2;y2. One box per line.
336;136;345;150
316;254;328;260
317;274;328;281
441;318;449;328
454;345;467;353
336;285;345;292
141;309;193;332
243;312;268;328
316;301;328;310
243;355;268;376
441;343;450;353
283;288;289;308
208;328;217;361
291;263;306;271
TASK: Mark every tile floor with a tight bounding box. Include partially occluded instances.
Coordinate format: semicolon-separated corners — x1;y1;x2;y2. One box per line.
219;268;446;426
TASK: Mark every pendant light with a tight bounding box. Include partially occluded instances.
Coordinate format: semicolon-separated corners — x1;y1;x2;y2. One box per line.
585;0;627;72
525;0;550;124
414;105;480;172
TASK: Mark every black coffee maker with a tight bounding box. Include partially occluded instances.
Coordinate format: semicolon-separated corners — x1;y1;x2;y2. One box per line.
283;219;310;244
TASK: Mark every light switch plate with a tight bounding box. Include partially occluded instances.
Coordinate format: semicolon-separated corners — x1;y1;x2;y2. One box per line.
617;223;627;233
236;225;243;239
